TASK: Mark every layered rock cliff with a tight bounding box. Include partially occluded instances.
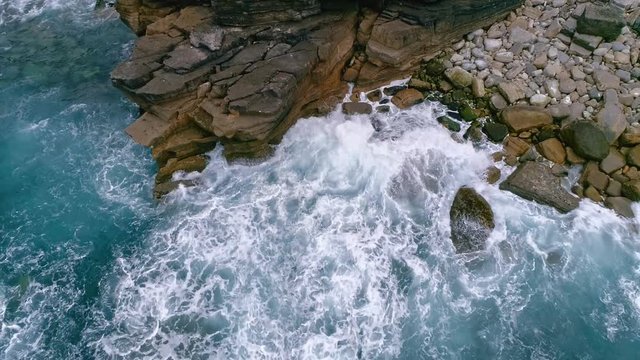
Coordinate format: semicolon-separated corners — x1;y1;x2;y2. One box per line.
111;0;523;195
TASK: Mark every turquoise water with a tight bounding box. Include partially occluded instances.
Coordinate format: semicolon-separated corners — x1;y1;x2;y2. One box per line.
2;2;640;359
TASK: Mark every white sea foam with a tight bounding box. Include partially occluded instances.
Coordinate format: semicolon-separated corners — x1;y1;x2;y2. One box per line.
80;86;640;359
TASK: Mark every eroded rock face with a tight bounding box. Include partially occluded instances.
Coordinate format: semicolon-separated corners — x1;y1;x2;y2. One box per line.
112;0;523;195
449;187;495;253
500;161;580;214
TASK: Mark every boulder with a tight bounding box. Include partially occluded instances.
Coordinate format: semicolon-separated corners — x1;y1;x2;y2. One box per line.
627;145;640;167
604;197;635;218
498;82;525;104
500;161;581;213
536;138;566;164
576;3;625;41
449;187;495;253
560;121;609;161
483;122;509;143
342;102;373;115
501;105;553;132
503;136;531;157
622;180;640;201
582;162;609;191
600;149;626;174
596;104;627;144
391;88;424;109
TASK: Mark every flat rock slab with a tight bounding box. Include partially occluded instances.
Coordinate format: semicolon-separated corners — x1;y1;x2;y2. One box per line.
125;112;171;147
342;102;373;115
501;105;553;132
500;161;581;213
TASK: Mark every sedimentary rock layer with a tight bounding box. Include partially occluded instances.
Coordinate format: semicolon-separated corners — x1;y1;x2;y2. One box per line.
111;0;523;194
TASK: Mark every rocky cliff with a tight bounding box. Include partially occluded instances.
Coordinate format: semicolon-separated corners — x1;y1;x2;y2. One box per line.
111;0;523;195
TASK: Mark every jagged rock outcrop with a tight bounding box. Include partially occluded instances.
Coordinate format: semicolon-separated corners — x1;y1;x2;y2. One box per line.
111;0;523;195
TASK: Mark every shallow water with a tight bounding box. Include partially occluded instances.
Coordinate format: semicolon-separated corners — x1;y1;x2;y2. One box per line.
1;2;640;359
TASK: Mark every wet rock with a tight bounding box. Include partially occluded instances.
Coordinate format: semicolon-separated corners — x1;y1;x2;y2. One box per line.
500;161;580;213
391;89;423;109
437;116;461;132
156;155;207;184
342;102;373;115
449;187;495;253
560;121;609;160
483;122;509;143
503;136;531;157
485;166;501;184
622;180;640;201
444;67;473;88
154;180;196;198
605;196;635;218
627;145;640;167
584;185;603;203
536;138;566;164
501;105;553;132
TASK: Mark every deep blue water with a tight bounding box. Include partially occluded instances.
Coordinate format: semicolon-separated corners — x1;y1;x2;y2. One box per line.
2;2;640;359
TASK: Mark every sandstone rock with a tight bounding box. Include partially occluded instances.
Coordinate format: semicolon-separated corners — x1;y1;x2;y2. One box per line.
606;179;623;197
582;162;609;191
444;67;473;88
605;196;635;218
503;136;531;157
561;121;609;160
449;187;495;253
154;180;196;198
500;161;580;213
585;186;603;203
211;0;322;26
622;180;640;201
501;105;553;132
566;147;586;164
342;102;373;115
156;155;207;184
391;88;424;109
498;82;525;104
600;149;626;174
485;166;501;184
536;138;566;164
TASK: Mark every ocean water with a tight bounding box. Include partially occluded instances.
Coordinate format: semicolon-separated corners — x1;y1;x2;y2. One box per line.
1;2;640;359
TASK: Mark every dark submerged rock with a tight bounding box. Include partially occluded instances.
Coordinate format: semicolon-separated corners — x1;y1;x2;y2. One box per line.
449;187;495;253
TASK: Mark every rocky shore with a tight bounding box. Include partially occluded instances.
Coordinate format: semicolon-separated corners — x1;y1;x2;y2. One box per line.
111;0;640;247
392;0;640;224
110;0;522;196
